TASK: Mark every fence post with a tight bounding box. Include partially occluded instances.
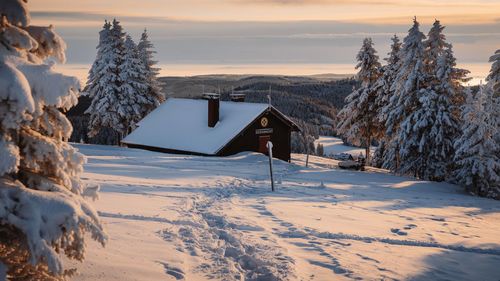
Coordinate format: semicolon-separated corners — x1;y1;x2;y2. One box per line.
267;141;275;192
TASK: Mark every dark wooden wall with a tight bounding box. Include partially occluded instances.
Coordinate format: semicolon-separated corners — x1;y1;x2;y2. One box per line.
218;110;292;162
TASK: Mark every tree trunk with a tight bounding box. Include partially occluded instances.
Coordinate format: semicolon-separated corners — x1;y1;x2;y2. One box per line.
365;134;371;164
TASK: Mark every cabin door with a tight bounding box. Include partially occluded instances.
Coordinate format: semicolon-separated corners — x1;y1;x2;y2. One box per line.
258;135;271;155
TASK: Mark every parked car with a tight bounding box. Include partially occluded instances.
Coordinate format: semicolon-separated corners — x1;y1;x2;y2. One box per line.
332;153;354;161
338;153;366;171
338;160;365;171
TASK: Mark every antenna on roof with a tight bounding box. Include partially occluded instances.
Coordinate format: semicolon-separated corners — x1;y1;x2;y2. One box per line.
267;85;272;108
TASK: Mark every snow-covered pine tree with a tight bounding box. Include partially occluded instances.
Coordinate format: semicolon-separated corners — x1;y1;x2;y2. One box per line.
487;49;500;97
337;38;382;163
424;20;470;118
486;49;500;147
84;20;112;99
423;20;449;76
453;85;499;198
404;45;461;180
0;1;106;279
384;18;429;176
118;35;149;132
86;19;127;142
137;29;165;116
372;35;401;168
394;20;471;180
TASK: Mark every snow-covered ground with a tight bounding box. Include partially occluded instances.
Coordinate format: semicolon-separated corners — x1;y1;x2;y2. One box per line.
71;144;500;281
314;136;375;157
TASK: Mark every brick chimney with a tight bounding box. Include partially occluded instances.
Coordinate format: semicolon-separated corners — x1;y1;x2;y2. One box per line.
203;93;220;127
230;93;246;102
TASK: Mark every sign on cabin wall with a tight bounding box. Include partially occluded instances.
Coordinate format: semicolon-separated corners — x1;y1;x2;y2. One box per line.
260;117;269;127
256;128;273;135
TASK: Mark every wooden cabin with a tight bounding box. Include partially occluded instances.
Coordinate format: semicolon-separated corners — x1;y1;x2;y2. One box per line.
121;94;300;162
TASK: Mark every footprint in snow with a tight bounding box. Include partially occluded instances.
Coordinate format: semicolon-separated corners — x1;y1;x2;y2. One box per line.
160;263;185;280
403;224;417;230
390;228;408;236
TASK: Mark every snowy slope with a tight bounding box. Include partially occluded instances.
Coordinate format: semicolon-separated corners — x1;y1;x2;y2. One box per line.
72;144;500;281
314;136;375;157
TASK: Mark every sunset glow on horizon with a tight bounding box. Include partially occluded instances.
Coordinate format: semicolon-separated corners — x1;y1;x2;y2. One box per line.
31;0;500;24
30;0;500;82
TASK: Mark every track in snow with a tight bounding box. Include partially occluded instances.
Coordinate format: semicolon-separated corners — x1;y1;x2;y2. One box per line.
161;179;296;281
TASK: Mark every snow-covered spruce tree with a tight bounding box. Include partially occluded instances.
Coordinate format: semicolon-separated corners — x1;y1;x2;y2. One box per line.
0;1;106;280
86;19;127;142
137;29;165;116
372;35;401;167
118;35;149;132
423;20;449;76
396;21;470;180
403;45;462;180
424;20;470;118
487;49;500;97
391;21;470;180
337;38;382;163
83;20;112;99
482;48;500;196
486;49;500;148
383;18;429;176
453;86;499;198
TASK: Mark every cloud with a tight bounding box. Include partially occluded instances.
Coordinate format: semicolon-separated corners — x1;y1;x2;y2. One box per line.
233;0;398;5
30;11;178;26
29;9;499;67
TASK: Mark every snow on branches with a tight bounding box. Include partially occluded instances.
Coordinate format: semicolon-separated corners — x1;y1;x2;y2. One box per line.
0;1;106;279
337;18;499;197
336;38;381;162
85;23;164;142
137;29;165;114
453;86;499;198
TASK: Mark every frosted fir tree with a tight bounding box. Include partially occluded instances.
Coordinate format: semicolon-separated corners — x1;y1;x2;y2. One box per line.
486;49;500;97
400;46;461;180
118;35;149;132
0;1;106;280
398;19;471;180
86;19;127;141
84;20;112;99
377;35;402;123
424;20;470;116
337;38;382;163
137;29;165;115
453;86;499;198
423;20;449;76
383;18;428;175
372;35;401;167
485;49;500;175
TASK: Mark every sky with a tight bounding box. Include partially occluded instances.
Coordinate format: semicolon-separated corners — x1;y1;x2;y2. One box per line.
31;0;500;81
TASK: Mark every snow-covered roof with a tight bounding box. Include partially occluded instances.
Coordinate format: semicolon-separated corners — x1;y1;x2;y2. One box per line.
122;98;271;155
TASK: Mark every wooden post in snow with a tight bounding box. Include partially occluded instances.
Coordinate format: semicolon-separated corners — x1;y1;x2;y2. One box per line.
305;148;310;168
305;135;313;168
267;141;275;192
